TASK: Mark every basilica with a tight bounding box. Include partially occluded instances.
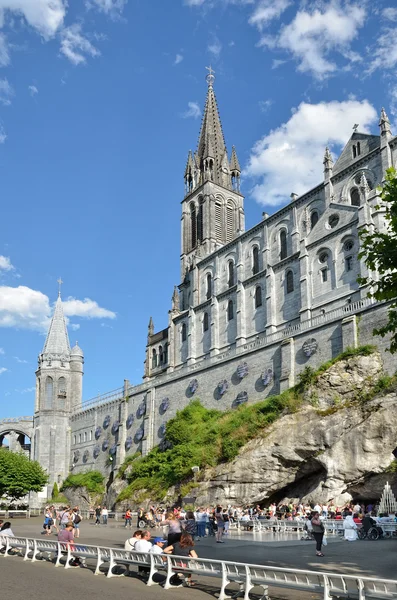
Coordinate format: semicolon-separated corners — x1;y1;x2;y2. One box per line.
1;72;395;499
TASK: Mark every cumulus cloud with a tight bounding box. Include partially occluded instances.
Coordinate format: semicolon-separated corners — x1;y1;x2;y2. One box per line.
174;53;183;65
368;27;397;73
181;101;201;119
0;78;13;105
60;23;100;65
0;32;9;66
0;256;13;271
249;0;291;29
258;3;366;79
0;285;115;331
0;367;7;375
245;99;377;207
28;85;38;96
383;7;397;22
0;0;66;38
86;0;127;15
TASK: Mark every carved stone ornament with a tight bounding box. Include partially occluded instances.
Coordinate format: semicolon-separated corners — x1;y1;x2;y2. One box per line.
73;450;80;462
112;420;120;434
102;439;109;451
103;415;110;429
126;414;134;428
160;398;170;413
83;450;89;463
188;379;199;394
93;446;100;459
159;423;166;437
95;426;102;440
135;427;144;442
217;380;229;396
109;443;117;455
303;338;318;357
262;368;273;386
235;391;248;406
125;436;133;450
237;362;249;379
137;400;146;418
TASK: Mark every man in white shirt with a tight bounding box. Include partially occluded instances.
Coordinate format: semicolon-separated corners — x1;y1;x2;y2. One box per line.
101;506;108;525
149;537;166;555
135;530;152;553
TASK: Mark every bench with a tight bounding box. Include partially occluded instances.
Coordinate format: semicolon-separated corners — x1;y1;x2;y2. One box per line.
0;536;34;560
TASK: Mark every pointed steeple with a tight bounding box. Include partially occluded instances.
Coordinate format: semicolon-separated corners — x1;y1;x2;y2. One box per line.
42;295;71;357
148;316;154;338
379;107;392;136
184;150;194;178
230;145;241;173
171;286;180;312
196;69;227;184
359;172;370;200
323;146;333;170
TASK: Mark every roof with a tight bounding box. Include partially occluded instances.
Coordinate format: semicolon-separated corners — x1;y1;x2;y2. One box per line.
196;83;227;179
42;296;71;357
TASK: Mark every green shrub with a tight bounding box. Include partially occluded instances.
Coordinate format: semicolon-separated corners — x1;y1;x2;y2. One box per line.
61;471;105;495
51;482;59;499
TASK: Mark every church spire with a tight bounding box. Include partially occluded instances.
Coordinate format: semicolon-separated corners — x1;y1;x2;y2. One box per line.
379;107;391;136
42;294;71;357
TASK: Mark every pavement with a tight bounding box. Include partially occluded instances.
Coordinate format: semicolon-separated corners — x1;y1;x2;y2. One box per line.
2;517;397;600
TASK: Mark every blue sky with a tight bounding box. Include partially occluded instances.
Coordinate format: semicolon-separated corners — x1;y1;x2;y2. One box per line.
0;0;396;417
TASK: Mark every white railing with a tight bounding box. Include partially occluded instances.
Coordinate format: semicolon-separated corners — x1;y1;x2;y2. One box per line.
0;510;30;518
1;535;396;599
72;387;124;415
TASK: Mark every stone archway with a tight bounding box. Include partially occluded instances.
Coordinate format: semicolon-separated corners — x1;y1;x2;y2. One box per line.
0;417;34;457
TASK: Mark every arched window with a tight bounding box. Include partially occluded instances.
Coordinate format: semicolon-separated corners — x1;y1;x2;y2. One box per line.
252;246;259;275
286;270;294;294
58;376;66;400
163;344;168;364
228;261;234;288
226;201;234;242
227;300;234;321
159;345;163;364
310;211;319;229
350;188;360;207
79;433;82;444
182;323;187;342
203;312;209;332
280;230;287;260
84;432;87;442
352;145;357;159
255;286;262;308
73;435;76;446
90;430;92;441
197;199;204;243
357;141;361;156
45;376;53;409
190;203;197;248
215;202;222;242
152;349;157;368
206;273;212;299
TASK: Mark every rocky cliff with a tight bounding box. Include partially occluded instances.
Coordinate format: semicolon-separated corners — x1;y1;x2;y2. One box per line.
192;351;397;506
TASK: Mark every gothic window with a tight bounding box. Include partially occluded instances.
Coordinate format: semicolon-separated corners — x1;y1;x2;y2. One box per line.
159;345;163;364
58;377;66;400
190;203;197;248
215;202;223;242
252;246;260;275
164;344;168;364
357;142;361;156
255;286;262;308
227;300;234;321
45;376;53;409
310;211;319;229
79;434;82;444
352;145;357;159
321;268;328;282
350;188;360;207
286;270;294;294
73;435;76;446
228;261;234;288
90;430;93;441
182;323;187;342
206;273;212;299
84;432;87;442
226;201;234;243
152;349;157;369
203;312;209;332
280;230;287;260
345;256;353;272
197;198;204;243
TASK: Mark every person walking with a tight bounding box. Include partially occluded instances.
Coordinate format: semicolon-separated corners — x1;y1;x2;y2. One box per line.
159;512;183;546
215;505;225;543
73;507;82;538
311;511;325;556
125;508;132;528
195;508;206;539
95;505;101;525
101;506;108;525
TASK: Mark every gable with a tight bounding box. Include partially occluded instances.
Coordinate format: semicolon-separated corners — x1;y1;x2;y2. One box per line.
333;132;380;175
306;202;358;247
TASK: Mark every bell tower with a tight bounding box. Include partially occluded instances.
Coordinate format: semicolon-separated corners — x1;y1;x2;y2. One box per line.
32;282;84;497
181;67;245;278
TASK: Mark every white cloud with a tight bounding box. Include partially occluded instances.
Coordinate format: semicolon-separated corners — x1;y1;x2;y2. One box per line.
181;101;201;119
245;99;377;207
13;356;28;363
86;0;127;15
0;124;6;143
0;367;7;375
0;347;4;354
259;3;366;79
0;78;13;105
0;285;115;331
0;0;66;38
62;297;116;320
174;53;183;65
0;32;9;66
259;98;272;112
0;256;13;271
383;7;397;22
249;0;291;29
28;85;38;96
60;23;100;66
208;35;222;58
19;386;35;393
70;323;80;331
368;27;397;73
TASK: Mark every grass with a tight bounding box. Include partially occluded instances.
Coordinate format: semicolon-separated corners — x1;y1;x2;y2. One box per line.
61;471;105;496
385;460;397;473
116;345;383;503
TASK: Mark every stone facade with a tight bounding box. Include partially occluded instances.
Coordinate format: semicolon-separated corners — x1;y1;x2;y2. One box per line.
2;79;396;500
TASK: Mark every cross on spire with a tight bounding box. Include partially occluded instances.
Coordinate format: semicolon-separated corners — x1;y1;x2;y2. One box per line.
57;277;63;297
205;65;215;87
353;124;359;132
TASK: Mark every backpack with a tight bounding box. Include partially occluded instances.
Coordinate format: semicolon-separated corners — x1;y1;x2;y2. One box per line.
74;514;81;524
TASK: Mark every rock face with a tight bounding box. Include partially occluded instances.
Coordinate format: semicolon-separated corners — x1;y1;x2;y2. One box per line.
194;352;397;506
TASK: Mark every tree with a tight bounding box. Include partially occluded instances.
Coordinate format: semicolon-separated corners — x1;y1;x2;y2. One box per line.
359;167;397;353
0;449;48;501
51;482;59;499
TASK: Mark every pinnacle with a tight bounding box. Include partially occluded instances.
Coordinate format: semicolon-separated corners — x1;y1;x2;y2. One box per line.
42;296;71;357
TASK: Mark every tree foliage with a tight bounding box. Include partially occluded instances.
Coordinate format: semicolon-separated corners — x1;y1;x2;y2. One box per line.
359;167;397;352
61;471;105;495
0;449;48;501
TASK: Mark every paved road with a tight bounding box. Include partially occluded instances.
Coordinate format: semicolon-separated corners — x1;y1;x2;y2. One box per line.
3;517;396;600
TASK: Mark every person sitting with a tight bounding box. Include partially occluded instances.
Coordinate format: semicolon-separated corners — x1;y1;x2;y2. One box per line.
125;530;142;551
134;530;152;577
164;532;198;587
0;521;14;537
149;537;167;555
362;513;376;533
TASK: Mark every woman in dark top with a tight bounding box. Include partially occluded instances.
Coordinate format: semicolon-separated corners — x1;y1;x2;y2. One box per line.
164;532;198;587
311;511;325;556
